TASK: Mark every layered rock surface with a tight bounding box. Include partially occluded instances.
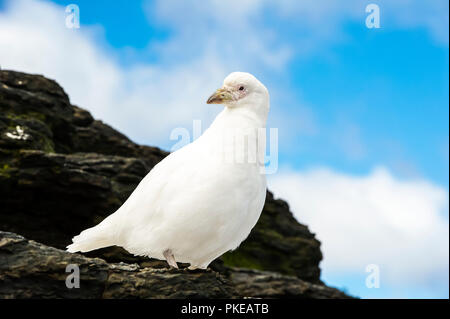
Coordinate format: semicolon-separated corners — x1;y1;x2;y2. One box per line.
0;231;351;298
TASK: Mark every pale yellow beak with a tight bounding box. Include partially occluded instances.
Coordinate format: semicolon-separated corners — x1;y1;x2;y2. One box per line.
206;87;233;104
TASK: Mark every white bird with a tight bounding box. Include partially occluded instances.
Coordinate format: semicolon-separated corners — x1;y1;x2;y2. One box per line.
67;72;270;269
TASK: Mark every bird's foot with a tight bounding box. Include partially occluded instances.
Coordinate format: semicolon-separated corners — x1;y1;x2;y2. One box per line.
188;264;208;271
163;249;179;269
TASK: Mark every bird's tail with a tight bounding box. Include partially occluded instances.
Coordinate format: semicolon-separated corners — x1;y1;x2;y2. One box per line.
66;223;115;253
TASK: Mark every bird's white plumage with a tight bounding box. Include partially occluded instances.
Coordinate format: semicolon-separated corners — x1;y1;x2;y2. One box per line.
67;72;270;269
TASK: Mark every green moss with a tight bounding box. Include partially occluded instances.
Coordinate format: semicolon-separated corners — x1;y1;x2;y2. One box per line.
0;163;11;178
39;136;55;153
221;250;264;270
258;228;284;241
6;111;46;122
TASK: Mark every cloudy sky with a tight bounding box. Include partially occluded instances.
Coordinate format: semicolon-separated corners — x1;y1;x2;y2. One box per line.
0;0;448;298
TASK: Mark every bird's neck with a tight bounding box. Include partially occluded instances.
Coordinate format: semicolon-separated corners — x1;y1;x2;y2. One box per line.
212;104;268;130
200;105;268;170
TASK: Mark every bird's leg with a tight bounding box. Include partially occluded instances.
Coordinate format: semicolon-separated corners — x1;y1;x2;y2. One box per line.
188;263;208;270
163;249;178;269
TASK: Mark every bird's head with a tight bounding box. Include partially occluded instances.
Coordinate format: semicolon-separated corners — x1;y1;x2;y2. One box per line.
207;72;269;115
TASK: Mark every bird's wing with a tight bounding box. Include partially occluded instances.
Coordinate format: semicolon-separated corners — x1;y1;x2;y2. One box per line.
106;140;209;235
66;142;197;253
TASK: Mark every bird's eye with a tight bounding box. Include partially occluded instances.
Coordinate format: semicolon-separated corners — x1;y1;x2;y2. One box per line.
239;86;244;91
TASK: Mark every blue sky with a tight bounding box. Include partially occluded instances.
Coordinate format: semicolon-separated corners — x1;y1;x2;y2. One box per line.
0;0;448;298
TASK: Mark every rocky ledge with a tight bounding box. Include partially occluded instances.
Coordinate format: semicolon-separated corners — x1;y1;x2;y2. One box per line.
0;70;351;298
0;231;350;298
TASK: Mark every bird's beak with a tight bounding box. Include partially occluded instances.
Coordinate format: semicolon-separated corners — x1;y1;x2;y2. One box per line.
206;87;233;104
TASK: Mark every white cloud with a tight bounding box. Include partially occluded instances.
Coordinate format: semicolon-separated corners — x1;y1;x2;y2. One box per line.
0;0;231;147
144;0;293;70
269;167;449;292
0;0;309;148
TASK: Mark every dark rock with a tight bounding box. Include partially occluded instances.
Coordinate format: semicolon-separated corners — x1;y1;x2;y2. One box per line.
0;231;234;298
229;268;351;299
0;70;344;298
0;231;351;299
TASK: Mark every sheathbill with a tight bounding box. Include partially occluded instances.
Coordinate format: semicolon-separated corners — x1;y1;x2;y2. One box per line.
67;72;270;270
